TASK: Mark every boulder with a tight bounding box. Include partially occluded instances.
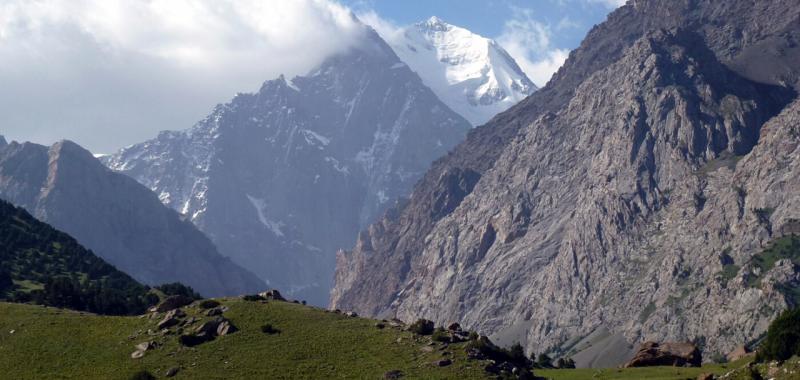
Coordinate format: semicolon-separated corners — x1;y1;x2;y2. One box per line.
624;342;702;368
258;289;286;301
135;341;157;352
157;308;185;329
216;320;238;336
155;295;194;312
697;374;715;380
195;318;224;335
727;345;753;362
165;367;180;377
345;311;358;317
447;322;462;332
436;359;452;367
206;307;224;317
131;350;145;359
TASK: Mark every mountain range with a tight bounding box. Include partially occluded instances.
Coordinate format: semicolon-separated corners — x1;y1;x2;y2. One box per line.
331;0;800;366
0;138;265;297
103;25;477;305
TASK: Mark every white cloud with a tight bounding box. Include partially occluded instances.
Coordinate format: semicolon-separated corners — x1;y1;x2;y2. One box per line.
0;0;365;152
497;8;570;87
588;0;627;8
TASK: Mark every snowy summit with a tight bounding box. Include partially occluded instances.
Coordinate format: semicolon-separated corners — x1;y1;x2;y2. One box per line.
386;16;537;126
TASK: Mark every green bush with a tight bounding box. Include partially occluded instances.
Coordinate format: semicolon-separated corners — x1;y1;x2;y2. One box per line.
536;353;553;368
432;327;450;342
261;324;280;335
757;308;800;362
409;319;434;335
129;370;156;380
242;294;265;302
198;299;221;309
155;283;202;300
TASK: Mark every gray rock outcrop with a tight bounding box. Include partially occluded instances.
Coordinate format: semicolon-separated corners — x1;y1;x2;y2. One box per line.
332;0;800;362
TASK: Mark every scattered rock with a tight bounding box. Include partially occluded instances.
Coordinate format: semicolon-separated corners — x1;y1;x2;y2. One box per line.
375;322;386;329
195;318;224;336
697;373;715;380
155;295;194;312
131;350;145;359
135;341;157;352
206;307;225;317
165;367;180;377
157;308;185;329
436;359;452;367
258;289;286;301
624;342;702;368
447;322;461;332
216;320;238;336
421;346;435;353
384;369;403;379
345;311;358;317
466;348;485;360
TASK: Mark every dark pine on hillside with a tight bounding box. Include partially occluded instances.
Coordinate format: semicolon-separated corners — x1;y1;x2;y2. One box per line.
0;199;157;315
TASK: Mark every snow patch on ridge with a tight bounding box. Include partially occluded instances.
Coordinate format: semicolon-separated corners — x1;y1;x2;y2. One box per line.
246;194;285;238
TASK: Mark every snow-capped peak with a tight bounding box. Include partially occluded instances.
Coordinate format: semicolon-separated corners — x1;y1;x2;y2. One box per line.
385;17;537;126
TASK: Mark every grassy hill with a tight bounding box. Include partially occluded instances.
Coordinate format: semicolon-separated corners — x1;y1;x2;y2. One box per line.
0;297;777;380
0;199;155;315
0;299;488;379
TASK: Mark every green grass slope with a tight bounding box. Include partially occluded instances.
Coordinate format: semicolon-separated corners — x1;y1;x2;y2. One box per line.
0;299;488;379
0;297;770;380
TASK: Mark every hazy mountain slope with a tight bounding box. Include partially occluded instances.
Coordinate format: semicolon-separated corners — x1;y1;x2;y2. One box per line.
0;198;154;315
0;139;265;297
104;27;471;305
332;0;800;361
386;17;536;126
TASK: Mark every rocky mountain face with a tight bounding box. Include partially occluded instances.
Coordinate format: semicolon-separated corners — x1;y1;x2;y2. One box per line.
0;139;265;297
104;27;471;305
385;17;536;126
331;0;800;363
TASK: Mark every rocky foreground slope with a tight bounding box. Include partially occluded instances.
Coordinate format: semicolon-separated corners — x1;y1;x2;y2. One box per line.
332;0;800;361
0;139;264;297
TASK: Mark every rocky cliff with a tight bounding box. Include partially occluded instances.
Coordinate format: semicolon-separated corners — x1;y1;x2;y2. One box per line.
332;0;800;361
0;139;265;297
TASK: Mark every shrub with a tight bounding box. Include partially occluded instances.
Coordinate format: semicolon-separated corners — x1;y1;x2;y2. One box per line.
556;357;576;369
536;353;553;368
261;324;280;335
508;343;529;367
757;308;800;362
129;370;156;380
242;294;265;302
155;283;202;300
432;327;450;342
468;331;479;341
409;319;435;335
198;299;221;309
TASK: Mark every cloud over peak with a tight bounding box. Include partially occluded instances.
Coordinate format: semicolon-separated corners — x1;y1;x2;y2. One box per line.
0;0;365;152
